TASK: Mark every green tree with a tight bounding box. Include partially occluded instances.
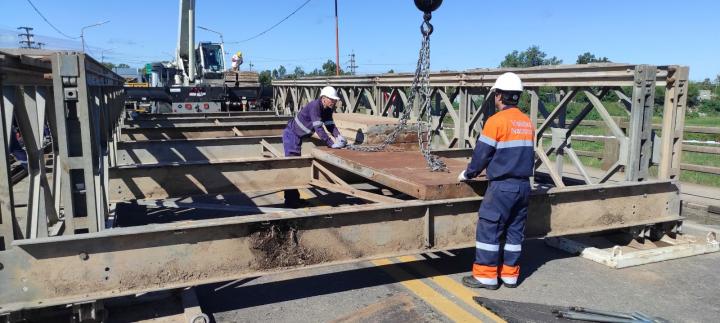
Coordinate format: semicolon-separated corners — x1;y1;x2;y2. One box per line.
101;62;116;69
387;69;395;74
500;45;562;68
117;63;130;68
576;52;610;64
293;66;305;78
322;60;338;76
259;70;272;86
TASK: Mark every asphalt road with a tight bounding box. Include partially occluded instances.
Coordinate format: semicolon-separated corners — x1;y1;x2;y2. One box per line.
161;221;719;323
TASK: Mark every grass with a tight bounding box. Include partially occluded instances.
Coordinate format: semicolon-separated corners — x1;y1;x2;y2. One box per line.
542;135;720;187
357;98;720;187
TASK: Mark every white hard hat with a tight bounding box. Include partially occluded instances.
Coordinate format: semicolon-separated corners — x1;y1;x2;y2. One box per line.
491;72;523;92
320;86;340;100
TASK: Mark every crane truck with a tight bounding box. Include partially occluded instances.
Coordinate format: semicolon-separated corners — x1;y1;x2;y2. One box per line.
125;0;262;113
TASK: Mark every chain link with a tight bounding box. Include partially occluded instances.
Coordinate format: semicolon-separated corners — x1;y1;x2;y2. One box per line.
346;18;447;172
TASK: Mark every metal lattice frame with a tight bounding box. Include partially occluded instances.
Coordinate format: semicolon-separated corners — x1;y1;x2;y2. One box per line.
0;59;687;314
0;50;125;248
272;64;689;187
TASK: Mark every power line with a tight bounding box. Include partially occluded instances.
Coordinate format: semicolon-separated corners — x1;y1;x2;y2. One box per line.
227;0;312;43
25;0;79;39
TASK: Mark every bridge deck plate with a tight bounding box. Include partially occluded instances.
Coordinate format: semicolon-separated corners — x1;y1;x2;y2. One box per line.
312;147;486;200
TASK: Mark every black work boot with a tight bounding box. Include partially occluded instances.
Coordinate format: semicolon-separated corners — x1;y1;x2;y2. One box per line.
501;280;518;288
462;276;499;290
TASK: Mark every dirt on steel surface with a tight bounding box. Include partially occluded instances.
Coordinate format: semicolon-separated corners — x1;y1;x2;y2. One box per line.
250;224;328;269
313;147;487;200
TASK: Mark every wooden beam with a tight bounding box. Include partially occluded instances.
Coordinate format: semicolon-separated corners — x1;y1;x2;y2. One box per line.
681;164;720;175
683;145;720;154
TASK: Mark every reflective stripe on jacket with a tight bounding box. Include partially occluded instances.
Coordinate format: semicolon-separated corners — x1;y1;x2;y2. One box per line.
286;99;340;146
465;107;534;180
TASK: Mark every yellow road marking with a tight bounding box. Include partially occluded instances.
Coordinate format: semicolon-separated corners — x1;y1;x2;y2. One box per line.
397;255;507;323
371;258;479;323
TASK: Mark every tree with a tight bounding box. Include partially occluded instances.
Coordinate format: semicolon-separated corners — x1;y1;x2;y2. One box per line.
117;63;130;68
576;52;610;64
500;45;562;68
387;69;395;74
101;62;116;69
259;70;272;86
321;60;338;76
293;66;305;78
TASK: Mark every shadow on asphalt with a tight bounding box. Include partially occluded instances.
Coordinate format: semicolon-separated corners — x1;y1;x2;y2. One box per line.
196;239;572;317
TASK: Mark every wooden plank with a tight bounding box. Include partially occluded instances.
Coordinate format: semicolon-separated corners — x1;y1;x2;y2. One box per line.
681;163;720;175
683;145;720;155
538;119;720;135
311;148;486;200
309;179;401;204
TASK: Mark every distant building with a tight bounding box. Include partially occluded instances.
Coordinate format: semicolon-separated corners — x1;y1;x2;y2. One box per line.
698;90;714;101
113;67;141;82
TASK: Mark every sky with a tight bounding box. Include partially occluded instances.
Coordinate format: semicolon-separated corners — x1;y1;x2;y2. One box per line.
1;0;719;81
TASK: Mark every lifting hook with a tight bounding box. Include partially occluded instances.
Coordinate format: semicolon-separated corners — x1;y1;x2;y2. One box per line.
414;0;442;36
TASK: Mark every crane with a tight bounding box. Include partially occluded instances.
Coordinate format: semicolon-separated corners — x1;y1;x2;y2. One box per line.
127;0;261;113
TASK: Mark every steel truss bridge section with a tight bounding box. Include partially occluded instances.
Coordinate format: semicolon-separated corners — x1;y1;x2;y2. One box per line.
0;50;125;246
272;63;689;185
0;57;688;315
0;154;681;312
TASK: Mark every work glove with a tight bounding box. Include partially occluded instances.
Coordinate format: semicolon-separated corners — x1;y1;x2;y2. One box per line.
337;135;347;145
457;170;469;182
331;141;344;149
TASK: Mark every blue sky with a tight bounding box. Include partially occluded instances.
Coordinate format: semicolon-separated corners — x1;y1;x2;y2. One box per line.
1;0;718;80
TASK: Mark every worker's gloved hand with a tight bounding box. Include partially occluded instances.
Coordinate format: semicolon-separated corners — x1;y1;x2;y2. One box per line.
331;141;344;149
457;170;469;182
337;135;347;145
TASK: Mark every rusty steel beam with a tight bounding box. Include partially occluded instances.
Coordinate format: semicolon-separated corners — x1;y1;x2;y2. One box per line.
120;122;287;140
0;180;680;312
125;115;291;128
109;157;313;201
273;64;671;88
116;136;322;165
130;111;276;119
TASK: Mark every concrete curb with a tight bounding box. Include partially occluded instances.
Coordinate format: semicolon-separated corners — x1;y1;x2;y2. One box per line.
682;201;720;225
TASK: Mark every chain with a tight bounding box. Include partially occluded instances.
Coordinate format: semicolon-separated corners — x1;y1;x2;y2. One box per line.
346;17;447;172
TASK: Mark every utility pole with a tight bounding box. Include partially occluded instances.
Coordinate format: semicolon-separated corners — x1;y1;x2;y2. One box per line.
100;48;113;64
17;26;37;49
249;61;254;71
36;42;45;49
347;51;357;75
334;0;340;76
80;20;110;53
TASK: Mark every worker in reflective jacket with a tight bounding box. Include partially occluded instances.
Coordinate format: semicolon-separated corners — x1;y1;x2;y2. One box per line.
458;72;534;290
283;86;346;207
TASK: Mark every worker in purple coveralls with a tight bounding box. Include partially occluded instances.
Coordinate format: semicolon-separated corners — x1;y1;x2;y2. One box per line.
283;86;346;208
